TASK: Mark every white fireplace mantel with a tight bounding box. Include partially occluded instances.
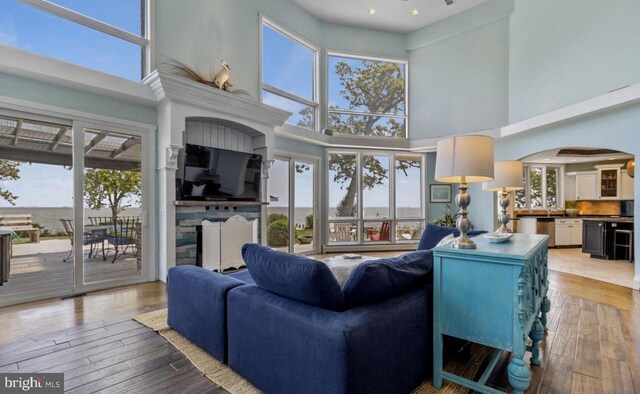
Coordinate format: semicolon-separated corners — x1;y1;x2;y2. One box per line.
143;70;291;281
144;70;291;136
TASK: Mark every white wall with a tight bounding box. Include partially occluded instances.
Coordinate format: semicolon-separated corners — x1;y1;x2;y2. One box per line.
508;0;640;122
407;1;511;139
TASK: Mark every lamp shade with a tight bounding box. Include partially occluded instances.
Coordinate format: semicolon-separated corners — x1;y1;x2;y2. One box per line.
434;135;495;183
483;161;525;191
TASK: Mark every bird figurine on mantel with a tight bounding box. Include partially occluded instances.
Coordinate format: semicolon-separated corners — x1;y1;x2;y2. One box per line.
213;59;231;90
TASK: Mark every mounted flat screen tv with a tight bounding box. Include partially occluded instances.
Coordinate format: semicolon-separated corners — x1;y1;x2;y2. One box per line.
181;144;262;201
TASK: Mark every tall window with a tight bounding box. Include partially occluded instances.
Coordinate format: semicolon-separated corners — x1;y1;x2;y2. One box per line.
328;152;424;244
0;0;149;80
328;54;407;138
515;165;561;210
261;18;318;130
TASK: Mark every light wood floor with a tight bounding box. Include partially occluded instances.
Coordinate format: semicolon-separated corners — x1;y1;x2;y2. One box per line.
0;270;638;393
548;247;635;288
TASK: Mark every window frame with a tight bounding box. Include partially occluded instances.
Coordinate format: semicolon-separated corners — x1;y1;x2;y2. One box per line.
326;50;409;139
16;0;152;79
515;164;564;210
259;15;320;132
326;150;425;245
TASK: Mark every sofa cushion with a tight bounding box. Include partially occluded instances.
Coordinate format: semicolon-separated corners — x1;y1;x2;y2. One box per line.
229;269;255;285
342;250;433;307
242;243;345;310
417;224;487;251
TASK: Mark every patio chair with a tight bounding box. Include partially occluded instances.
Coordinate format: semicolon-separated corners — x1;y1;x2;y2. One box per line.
332;222;356;242
59;219;106;262
106;216;140;263
368;221;391;241
89;216;113;226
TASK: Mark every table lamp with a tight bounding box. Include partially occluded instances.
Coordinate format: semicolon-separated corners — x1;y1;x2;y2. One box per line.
435;135;494;249
483;161;524;233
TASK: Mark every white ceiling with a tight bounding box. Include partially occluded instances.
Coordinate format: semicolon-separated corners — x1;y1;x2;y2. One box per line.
290;0;488;33
522;149;634;165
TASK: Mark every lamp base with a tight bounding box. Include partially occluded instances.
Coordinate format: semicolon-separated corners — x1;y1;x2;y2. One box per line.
452;235;477;249
452;180;476;249
496;189;513;234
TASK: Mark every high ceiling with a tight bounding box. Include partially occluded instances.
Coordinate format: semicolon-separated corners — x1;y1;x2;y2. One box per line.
522;148;634;165
291;0;487;33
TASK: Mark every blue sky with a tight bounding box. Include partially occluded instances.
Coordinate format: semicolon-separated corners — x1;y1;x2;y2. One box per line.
0;0;141;80
0;163;73;207
0;1;141;209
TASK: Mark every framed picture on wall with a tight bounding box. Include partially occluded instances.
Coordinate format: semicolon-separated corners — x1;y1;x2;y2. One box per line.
430;184;452;203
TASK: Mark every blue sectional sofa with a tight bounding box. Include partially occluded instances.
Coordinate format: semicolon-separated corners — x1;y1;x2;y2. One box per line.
167;224;484;394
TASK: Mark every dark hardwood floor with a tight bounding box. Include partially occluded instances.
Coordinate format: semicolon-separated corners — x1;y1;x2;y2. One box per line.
0;270;638;393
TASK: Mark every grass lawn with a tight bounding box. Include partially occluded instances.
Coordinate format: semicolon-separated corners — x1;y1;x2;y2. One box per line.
13;235;68;244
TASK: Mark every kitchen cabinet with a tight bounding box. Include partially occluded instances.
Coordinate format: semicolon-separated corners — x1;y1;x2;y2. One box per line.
595;164;624;200
575;172;598;200
555;219;583;246
620;169;634;200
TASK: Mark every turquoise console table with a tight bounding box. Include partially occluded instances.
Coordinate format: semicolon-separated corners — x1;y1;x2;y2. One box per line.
432;233;550;394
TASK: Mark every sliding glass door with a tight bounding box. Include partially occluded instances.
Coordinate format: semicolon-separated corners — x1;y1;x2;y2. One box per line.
267;156;319;255
0;109;153;306
81;127;145;285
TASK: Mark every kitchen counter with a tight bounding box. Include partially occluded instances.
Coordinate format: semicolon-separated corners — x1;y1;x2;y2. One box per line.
580;217;634;223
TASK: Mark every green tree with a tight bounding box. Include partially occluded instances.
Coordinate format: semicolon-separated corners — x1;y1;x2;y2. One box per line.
0;160;21;205
327;60;405;138
84;169;141;219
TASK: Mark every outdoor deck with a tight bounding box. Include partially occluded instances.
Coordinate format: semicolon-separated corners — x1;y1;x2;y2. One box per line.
0;239;140;299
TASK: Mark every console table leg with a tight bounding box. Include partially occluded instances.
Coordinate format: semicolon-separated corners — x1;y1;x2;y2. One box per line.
540;296;551;332
433;334;443;388
529;317;545;366
507;355;530;394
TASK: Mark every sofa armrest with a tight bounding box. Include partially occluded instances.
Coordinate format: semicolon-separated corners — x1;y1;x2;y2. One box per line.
227;285;431;394
167;265;246;362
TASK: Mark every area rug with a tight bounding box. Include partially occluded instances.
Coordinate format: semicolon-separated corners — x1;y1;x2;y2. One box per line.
134;309;496;394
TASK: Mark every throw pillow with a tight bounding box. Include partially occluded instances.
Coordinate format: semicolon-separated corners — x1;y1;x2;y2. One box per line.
321;255;379;286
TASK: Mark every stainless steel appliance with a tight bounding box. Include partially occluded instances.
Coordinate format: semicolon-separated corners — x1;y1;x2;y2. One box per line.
621;200;634;217
537;219;556;247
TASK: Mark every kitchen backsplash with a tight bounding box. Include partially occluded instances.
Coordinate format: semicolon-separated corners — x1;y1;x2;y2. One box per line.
566;200;621;216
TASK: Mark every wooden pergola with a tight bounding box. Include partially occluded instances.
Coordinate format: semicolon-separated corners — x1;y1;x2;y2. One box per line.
0;115;141;171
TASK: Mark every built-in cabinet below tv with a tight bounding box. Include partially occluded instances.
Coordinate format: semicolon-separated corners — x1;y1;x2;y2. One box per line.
174;200;268;207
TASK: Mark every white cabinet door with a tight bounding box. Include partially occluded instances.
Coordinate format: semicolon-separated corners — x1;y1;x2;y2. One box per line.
555;225;571;246
570;224;583;245
576;173;598;200
564;175;576;201
620;170;634;200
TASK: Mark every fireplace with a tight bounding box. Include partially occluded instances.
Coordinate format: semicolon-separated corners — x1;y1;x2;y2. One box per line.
144;71;290;281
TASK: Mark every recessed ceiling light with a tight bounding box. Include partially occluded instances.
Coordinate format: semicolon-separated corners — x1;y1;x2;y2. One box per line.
544;158;550;161
609;157;617;160
411;9;420;16
571;159;578;162
368;8;376;15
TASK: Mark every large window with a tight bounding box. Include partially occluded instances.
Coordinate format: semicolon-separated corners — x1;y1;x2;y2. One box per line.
515;165;562;210
327;54;407;138
261;18;318;130
328;152;423;244
0;0;149;80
